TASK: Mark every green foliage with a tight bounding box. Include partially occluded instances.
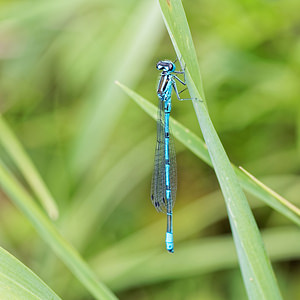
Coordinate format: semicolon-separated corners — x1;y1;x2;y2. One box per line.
0;160;117;300
116;81;300;226
0;246;61;299
0;116;58;219
0;0;299;299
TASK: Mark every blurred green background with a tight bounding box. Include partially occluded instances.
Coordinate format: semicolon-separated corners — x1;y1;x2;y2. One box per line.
0;0;300;299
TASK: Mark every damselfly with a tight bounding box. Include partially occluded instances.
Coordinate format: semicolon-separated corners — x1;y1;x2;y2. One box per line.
151;59;193;253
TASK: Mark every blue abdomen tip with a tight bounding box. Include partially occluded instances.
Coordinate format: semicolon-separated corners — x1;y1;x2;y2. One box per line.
166;232;174;253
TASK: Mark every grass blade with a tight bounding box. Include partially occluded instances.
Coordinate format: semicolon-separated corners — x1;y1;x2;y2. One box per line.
0;115;59;220
115;82;300;226
239;166;300;215
0;160;117;300
0;246;61;299
115;1;286;297
159;1;283;298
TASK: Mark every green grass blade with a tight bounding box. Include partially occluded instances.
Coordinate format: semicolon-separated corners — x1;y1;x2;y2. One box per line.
0;160;117;300
117;1;284;297
0;115;59;220
115;82;300;226
239;167;300;216
159;1;205;101
159;1;283;298
0;246;61;300
116;87;284;300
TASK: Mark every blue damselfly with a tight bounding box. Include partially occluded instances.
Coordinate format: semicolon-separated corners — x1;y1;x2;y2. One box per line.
151;60;193;253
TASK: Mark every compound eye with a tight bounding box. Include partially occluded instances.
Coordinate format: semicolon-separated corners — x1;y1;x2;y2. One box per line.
169;63;175;71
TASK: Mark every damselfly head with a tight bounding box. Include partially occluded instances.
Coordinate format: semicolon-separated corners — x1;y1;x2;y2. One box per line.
156;60;176;72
